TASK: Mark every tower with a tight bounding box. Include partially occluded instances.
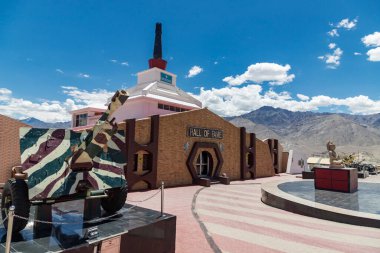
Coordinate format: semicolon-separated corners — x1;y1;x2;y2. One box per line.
148;23;167;70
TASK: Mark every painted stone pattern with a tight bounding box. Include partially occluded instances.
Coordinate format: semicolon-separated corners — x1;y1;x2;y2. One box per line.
20;89;129;201
20;128;126;200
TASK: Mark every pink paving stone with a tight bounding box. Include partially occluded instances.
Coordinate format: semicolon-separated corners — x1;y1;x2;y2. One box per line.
199;214;380;253
196;201;380;239
127;185;213;253
126;174;380;253
212;234;283;253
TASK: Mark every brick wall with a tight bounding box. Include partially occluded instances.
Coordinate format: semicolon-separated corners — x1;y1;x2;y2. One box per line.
0;115;29;183
255;139;275;178
156;109;241;187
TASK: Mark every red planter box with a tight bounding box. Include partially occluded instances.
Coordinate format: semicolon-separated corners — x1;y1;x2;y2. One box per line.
314;167;358;193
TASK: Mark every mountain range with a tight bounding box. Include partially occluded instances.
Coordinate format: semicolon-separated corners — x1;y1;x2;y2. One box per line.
228;106;380;162
20;108;380;162
21;117;71;129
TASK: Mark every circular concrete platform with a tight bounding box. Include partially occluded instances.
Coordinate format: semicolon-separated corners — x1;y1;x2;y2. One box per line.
261;180;380;228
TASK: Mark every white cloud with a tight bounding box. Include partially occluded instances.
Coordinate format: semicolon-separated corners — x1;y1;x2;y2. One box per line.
336;18;358;30
0;88;12;96
328;29;339;37
55;69;64;74
362;32;380;47
366;47;380;62
186;65;203;78
194;84;380;117
61;86;113;108
0;86;114;122
222;63;295;86
214;61;218;65
297;94;310;101
327;18;358;37
354;52;362;56
0;88;12;101
110;59;129;66
318;47;343;69
78;73;90;78
328;43;336;49
361;32;380;62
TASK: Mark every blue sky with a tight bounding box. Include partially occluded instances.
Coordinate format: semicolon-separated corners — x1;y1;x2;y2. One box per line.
0;0;380;122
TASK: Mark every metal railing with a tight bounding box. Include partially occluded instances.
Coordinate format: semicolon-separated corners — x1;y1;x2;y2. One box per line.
3;181;165;253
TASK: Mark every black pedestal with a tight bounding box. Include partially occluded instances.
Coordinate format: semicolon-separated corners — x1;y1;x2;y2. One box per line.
33;204;52;238
0;204;176;253
83;198;101;221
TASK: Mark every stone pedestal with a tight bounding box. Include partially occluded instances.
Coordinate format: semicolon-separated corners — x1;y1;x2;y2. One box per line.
314;167;358;193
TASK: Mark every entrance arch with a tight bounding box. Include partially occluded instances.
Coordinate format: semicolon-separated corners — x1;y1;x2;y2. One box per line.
186;142;224;183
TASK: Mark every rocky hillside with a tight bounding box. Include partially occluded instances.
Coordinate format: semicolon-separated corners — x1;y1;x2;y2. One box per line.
228;106;380;161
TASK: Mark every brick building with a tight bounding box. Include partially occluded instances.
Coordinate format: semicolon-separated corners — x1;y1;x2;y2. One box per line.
0;115;29;183
68;23;287;190
119;108;283;190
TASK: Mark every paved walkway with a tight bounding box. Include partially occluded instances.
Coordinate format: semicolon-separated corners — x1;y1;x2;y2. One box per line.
128;174;380;253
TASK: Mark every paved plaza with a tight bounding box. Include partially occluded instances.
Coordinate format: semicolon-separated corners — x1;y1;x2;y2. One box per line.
128;174;380;253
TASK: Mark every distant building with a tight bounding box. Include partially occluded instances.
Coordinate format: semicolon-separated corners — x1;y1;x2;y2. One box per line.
112;67;202;123
70;107;105;131
70;24;201;131
307;156;330;170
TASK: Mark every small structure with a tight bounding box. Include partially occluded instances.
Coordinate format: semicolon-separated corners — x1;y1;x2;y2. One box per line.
307;156;330;170
286;150;308;174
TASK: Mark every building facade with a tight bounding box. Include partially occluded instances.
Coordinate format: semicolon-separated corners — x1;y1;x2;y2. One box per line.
117;108;282;190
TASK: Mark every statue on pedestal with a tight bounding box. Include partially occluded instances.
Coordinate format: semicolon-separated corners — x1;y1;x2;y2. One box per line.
327;141;345;169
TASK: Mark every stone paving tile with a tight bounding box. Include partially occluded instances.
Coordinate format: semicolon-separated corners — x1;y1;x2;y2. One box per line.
128;174;380;253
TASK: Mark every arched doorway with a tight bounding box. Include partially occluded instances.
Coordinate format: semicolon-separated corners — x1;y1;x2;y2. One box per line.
195;151;213;177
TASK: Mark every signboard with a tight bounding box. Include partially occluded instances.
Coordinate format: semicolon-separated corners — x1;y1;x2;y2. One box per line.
187;127;223;139
160;72;172;84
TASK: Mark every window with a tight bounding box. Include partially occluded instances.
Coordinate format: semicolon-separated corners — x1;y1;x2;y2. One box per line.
195;151;213;177
157;103;189;112
75;113;88;127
